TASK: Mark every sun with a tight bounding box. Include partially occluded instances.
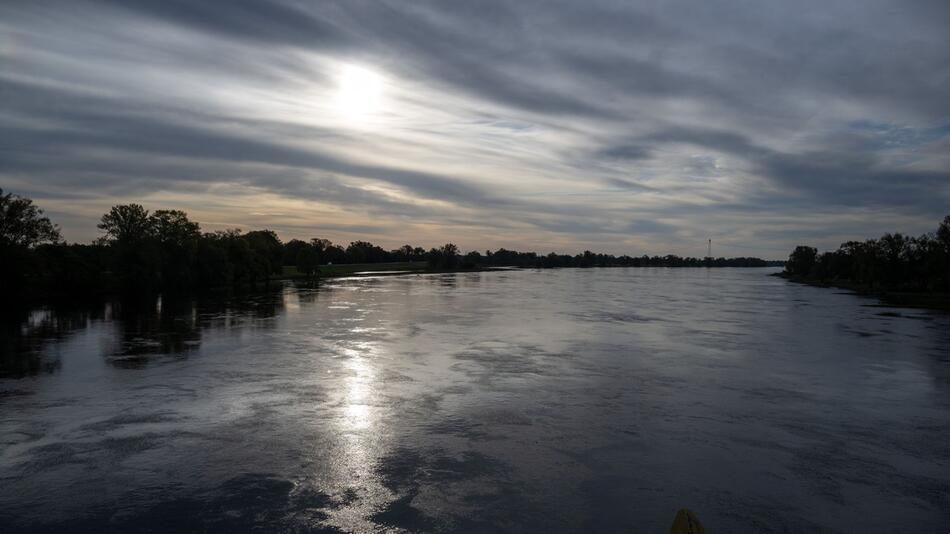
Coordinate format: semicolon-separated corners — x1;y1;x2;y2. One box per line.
335;64;383;121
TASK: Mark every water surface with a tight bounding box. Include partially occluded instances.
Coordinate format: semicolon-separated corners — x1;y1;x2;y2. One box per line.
2;268;949;532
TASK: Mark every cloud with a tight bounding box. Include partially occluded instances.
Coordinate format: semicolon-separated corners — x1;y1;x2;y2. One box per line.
598;145;651;161
1;0;948;255
99;0;352;49
0;78;499;207
628;219;679;236
633;125;950;210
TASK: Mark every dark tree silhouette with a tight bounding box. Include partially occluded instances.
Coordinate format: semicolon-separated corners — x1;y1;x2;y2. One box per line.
296;246;319;278
346;241;388;264
938;216;950;251
152;210;201;289
0;188;61;248
152;210;200;246
2;191;788;304
427;243;459;269
98;204;161;292
244;230;284;279
0;189;62;300
786;246;818;277
98;204;152;244
783;215;950;292
283;239;309;266
462;250;482;268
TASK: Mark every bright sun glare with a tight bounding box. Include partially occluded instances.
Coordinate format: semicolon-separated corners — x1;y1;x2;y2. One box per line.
335;64;383;120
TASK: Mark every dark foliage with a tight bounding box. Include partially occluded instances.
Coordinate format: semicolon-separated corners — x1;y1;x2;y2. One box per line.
0;188;61;248
6;203;289;299
0;189;62;299
3;193;780;302
784;215;950;292
427;243;459;269
481;249;772;269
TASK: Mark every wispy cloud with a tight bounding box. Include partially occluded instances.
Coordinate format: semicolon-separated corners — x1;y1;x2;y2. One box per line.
1;0;948;256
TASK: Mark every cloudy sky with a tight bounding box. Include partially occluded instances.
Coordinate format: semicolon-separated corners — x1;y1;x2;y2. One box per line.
2;1;948;257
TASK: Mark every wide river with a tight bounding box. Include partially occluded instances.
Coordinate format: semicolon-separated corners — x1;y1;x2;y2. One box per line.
1;268;948;533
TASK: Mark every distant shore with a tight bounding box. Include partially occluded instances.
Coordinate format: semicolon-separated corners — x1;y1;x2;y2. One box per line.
774;272;950;311
279;261;488;279
280;261;783;281
7;262;782;309
2;193;789;306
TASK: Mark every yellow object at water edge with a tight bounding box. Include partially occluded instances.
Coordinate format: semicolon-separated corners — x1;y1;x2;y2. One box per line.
669;508;705;534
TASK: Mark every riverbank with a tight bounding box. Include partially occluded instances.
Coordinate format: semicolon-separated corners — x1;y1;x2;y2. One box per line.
280;262;786;281
773;272;950;311
278;261;508;280
8;263;785;311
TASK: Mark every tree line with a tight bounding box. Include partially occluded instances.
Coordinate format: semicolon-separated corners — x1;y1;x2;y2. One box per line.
784;215;950;292
1;189;773;301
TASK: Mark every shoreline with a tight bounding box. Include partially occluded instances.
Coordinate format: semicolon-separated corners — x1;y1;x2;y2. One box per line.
773;272;950;312
9;264;780;310
283;262;783;280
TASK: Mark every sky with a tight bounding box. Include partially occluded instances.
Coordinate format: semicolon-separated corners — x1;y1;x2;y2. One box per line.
1;1;949;258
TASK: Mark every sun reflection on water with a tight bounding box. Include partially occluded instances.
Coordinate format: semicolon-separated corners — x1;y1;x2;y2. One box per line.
321;336;394;531
342;346;375;431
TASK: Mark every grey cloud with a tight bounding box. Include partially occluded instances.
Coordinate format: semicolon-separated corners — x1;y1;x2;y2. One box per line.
30;0;950;124
0;79;498;207
640;128;768;159
99;0;352;50
759;150;950;210
357;0;950;122
628;219;679;236
846;120;950;151
631;126;950;213
603;178;657;192
2;0;949;255
598;145;651;161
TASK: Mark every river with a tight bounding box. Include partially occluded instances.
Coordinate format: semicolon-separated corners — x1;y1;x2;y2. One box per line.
1;268;948;533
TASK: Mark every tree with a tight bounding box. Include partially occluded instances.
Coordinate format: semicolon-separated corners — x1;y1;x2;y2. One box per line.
398;244;414;261
782;214;950;292
310;238;333;254
296;246;319;278
936;216;950;289
580;250;595;267
428;243;459;269
0;189;62;299
786;246;817;277
346;241;388;263
151;210;200;289
151;210;200;247
303;238;340;264
283;239;309;266
97;204;160;292
879;233;909;286
209;229;259;287
462;250;482;268
196;236;232;288
0;188;61;247
243;230;283;276
938;215;950;251
323;243;347;265
98;204;152;243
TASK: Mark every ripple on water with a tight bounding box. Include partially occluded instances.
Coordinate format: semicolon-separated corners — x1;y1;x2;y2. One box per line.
1;269;949;533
